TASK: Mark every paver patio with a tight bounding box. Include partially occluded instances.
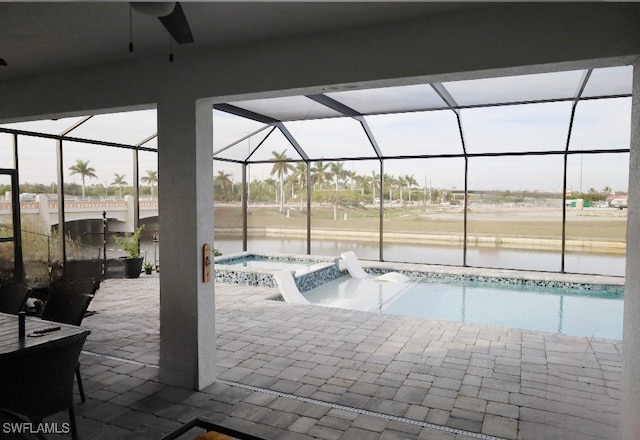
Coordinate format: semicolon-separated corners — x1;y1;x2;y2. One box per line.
45;273;621;439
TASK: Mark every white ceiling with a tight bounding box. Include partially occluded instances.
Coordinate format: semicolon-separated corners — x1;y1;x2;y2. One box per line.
0;2;478;83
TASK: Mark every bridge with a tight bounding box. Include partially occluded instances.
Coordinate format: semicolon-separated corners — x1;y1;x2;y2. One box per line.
0;195;158;232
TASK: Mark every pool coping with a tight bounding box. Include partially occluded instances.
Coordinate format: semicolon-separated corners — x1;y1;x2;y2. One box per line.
213;251;624;293
213;251;340;291
357;259;624;292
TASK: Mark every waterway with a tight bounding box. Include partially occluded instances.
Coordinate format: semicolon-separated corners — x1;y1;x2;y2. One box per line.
213;237;625;277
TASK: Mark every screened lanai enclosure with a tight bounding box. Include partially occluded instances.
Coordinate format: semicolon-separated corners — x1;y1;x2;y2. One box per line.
212;65;631;277
0;65;631;284
0;111;158;285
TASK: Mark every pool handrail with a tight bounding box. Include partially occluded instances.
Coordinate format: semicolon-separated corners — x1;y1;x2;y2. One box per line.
273;270;311;304
340;251;410;283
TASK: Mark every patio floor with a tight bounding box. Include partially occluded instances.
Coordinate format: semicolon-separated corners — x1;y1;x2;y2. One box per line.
46;273;621;440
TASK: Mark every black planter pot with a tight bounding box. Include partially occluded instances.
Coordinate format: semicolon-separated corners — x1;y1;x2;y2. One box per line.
123;257;144;278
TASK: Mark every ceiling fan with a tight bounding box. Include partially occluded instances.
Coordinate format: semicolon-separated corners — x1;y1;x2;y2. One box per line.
131;2;194;44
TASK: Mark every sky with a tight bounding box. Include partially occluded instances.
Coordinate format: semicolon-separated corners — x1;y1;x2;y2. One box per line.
212;96;631;194
0;66;633;194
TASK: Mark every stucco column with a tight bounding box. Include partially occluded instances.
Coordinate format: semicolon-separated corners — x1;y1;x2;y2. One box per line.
622;60;640;439
157;97;216;390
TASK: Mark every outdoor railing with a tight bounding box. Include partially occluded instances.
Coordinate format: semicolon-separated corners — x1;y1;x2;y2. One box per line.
0;225;102;287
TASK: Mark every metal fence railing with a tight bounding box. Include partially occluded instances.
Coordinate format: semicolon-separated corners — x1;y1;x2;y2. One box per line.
0;224;102;288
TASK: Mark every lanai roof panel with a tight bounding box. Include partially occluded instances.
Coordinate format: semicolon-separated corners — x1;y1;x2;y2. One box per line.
0;116;90;136
282;117;377;160
326;84;446;114
65;110;157;145
444;70;586;107
230;96;342;122
582;66;633;98
0;133;12;169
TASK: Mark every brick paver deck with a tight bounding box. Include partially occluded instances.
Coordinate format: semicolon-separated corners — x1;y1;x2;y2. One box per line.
45;273;621;439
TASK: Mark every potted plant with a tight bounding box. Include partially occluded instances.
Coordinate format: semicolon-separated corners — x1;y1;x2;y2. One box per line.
114;225;144;278
143;262;154;275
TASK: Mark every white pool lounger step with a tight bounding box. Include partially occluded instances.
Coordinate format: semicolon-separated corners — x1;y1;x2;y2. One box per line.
340;251;410;283
273;270;311;304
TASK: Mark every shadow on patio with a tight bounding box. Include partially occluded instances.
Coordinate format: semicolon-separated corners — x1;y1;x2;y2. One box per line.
47;275;621;440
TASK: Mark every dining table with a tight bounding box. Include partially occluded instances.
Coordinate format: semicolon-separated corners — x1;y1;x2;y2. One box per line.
0;312;90;356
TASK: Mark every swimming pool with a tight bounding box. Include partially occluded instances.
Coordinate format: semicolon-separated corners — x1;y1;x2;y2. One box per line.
214;252;341;289
215;253;335;271
219;257;318;271
302;276;624;339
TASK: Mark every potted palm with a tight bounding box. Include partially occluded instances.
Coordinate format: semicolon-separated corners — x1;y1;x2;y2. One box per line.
114;225;144;278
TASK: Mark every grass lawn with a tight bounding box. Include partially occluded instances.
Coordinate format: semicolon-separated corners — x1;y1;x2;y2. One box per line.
214;204;627;242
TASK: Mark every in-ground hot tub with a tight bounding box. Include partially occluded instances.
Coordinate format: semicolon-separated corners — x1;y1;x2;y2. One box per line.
213;252;342;290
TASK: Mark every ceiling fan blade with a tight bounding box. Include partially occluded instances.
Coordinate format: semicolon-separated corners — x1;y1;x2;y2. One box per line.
0;59;7;67
158;2;194;44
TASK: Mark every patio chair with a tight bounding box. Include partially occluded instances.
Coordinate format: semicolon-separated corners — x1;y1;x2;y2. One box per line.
51;259;102;298
41;292;94;403
340;251;410;283
273;270;311;304
48;279;101;318
42;292;94;327
0;332;88;440
0;283;32;314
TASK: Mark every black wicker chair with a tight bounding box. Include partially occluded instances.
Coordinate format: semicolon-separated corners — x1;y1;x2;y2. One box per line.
0;332;88;440
0;283;32;315
41;293;94;403
50;260;102;298
42;293;93;327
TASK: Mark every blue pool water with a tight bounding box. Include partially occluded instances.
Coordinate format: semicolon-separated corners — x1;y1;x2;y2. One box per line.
216;255;320;271
302;276;623;339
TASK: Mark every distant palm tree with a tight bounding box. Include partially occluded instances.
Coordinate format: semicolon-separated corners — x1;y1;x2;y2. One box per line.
293;163;307;191
112;173;128;198
405;174;418;205
263;178;277;200
397;176;406;205
214;170;232;192
214;170;233;200
385;174;397;202
270;150;294;213
141;170;158;197
69;159;97;198
354;174;367;196
368;171;380;204
311;161;331;190
330;161;347;190
293;163;308;209
345;170;356;190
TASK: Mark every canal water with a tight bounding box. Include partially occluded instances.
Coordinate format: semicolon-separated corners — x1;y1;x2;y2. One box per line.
213;237;625;277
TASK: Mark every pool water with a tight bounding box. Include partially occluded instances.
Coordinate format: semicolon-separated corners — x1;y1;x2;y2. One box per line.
216;256;318;271
226;259;316;271
302;276;623;339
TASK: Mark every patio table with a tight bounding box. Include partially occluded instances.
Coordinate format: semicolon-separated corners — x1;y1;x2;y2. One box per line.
160;417;268;440
0;312;90;355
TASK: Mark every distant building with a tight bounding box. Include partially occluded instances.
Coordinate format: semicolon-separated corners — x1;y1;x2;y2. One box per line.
607;194;628;209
